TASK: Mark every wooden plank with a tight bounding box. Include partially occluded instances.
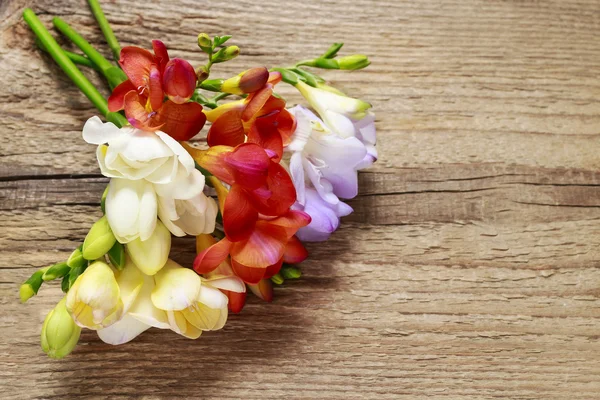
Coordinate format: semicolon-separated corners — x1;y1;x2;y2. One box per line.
1;0;599;398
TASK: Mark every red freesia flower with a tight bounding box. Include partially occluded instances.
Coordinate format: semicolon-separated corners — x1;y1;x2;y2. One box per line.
205;70;296;160
108;40;206;141
185;142;310;286
194;211;310;284
194;143;298;241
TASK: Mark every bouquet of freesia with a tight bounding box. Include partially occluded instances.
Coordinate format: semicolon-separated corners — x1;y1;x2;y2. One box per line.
20;0;377;359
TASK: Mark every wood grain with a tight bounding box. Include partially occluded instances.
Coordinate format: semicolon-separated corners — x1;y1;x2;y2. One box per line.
1;0;599;398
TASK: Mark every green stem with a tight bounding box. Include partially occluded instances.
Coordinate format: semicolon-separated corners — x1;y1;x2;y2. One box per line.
23;9;127;127
35;37;99;71
52;17;114;73
87;0;121;63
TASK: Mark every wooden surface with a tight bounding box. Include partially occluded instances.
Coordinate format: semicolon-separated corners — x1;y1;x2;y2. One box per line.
1;0;599;398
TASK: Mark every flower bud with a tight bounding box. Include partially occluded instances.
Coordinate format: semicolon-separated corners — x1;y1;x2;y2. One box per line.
197;33;212;53
163;58;197;104
126;220;171;275
280;265;302;279
199;78;224;92
19;267;48;303
107;241;126;270
196;65;210;83
337;54;370;70
42;262;70;281
270;273;284;285
211;45;239;64
67;246;85;270
221;67;269;95
41;297;81;359
82;216;117;260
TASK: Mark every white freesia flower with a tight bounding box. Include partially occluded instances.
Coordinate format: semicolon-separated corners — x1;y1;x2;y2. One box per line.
97;258;170;345
126;219;171;276
83;116;217;241
105;178;157;243
66;260;143;330
295;81;377;169
83;116;195;184
151;259;245;339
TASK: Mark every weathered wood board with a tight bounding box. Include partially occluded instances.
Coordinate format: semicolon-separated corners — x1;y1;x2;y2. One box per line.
1;0;599;398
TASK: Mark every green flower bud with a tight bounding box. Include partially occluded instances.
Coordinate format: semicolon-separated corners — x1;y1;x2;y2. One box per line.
197;33;212;53
19;267;49;303
281;265;302;279
270;273;284;285
211;45;239;64
82;216;116;260
42;262;70;281
67;246;85;270
337;54;370;70
41;297;81;359
313;58;340;69
107;241;126;271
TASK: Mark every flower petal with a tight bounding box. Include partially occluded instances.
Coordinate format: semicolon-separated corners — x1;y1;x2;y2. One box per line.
197;285;229;309
230;221;288;268
107;80;136;112
247;111;284;162
83;116;124;145
128;273;170;329
283;236;308;264
223;184;258;242
231;259;267;284
224;143;271;189
127;220;170;275
97;313;151;345
152;260;201;311
151;40;169;73
241;85;272;122
226;290;247;313
155;100;206;141
247;162;296;216
193;238;233;274
205;276;246;293
207;109;245;147
124;91;163;131
119;46;155;89
248;278;273;302
163;58;197;104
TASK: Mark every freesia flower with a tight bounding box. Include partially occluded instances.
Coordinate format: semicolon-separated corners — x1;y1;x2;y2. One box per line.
284;106;364;241
205;70;296;159
66;260;143;330
292;188;353;242
108;40;206;141
83;116;217;242
186;143;297;241
151;259;245;339
97;261;170;345
295;81;377;169
194;211;310;284
197;234;247;313
287;105;366;199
